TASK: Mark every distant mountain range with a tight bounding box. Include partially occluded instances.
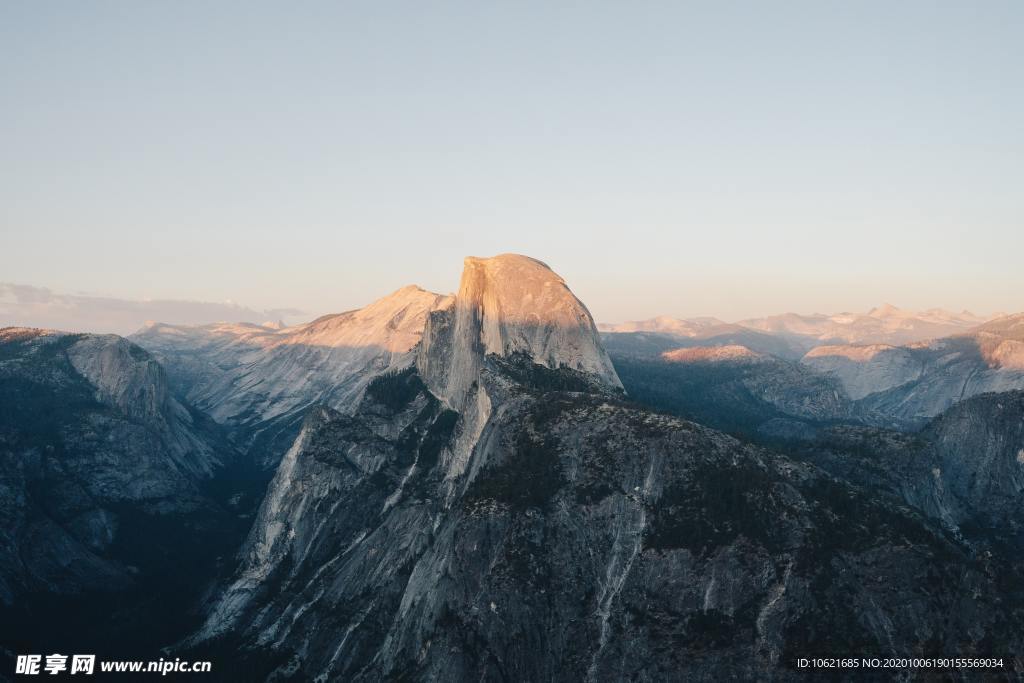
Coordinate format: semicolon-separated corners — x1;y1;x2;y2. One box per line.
602;307;1024;431
0;282;304;336
600;304;995;349
803;313;1024;427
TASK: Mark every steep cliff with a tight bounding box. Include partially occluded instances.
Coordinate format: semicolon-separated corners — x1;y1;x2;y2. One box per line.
924;390;1024;541
418;254;621;410
0;327;239;655
782;390;1024;557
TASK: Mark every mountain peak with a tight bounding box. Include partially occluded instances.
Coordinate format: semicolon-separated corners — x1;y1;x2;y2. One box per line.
419;254;621;407
464;252;551;270
459;253;585;328
458;254;619;382
868;303;903;318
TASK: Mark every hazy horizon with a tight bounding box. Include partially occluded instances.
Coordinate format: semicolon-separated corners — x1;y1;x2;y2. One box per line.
0;275;1012;337
3;3;1022;328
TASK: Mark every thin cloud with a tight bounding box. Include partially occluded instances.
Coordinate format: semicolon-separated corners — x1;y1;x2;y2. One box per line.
0;283;305;336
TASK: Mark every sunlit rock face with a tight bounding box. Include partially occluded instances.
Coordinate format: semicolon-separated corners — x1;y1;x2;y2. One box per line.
133;286;451;468
418;254;621;410
412;254;623;483
974;314;1024;370
660;344;766;364
183;258;1023;682
802;344;922;401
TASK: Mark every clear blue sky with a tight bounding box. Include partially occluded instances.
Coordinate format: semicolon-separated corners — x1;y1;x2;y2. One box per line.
2;1;1022;324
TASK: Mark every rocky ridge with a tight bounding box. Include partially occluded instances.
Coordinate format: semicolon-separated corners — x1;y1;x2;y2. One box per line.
132;286;451;468
601;305;990;353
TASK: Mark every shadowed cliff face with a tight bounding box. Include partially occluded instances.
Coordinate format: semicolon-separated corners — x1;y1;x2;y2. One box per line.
182;257;1024;681
747;389;1024;565
923;391;1024;544
0;327;245;660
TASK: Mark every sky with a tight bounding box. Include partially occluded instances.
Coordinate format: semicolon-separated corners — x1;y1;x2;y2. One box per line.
2;1;1022;332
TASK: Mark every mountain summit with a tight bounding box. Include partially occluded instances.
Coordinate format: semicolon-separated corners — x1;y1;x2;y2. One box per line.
419;254;621;408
